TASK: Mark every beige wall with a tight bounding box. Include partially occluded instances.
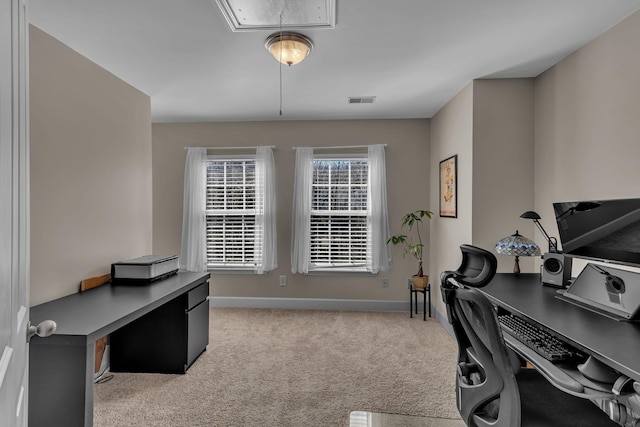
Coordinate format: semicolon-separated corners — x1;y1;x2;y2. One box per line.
429;83;474;316
534;10;640;275
152;120;430;302
473;79;536;272
29;26;152;305
429;79;536;318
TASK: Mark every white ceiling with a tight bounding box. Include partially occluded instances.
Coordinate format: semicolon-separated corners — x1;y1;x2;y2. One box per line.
29;0;640;123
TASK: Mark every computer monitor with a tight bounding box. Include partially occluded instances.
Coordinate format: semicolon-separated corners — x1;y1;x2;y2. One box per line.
553;198;640;267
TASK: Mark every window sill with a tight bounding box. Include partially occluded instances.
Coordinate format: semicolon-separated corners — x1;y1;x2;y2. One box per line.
304;269;376;277
207;268;262;275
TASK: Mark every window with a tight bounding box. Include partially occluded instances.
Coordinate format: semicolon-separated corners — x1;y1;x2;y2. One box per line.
309;157;369;270
180;146;276;273
205;157;258;269
291;145;391;274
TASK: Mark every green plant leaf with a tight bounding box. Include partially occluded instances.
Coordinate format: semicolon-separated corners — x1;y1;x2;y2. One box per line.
388;210;433;267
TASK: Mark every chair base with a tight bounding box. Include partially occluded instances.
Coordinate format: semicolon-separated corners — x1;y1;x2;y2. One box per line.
517;368;619;427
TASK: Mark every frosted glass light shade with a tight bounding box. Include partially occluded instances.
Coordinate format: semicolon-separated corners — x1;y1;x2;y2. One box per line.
265;32;313;66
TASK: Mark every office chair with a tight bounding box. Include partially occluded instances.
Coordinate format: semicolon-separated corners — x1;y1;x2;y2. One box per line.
441;244;620;427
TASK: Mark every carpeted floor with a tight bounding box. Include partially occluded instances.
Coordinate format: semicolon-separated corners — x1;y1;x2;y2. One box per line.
94;308;460;426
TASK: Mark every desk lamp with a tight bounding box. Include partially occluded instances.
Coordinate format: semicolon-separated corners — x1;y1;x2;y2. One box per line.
495;230;541;276
520;211;558;253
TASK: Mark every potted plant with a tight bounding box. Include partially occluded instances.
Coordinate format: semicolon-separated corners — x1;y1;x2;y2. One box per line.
388;209;433;289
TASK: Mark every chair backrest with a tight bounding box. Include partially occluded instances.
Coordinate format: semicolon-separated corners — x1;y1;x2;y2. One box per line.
441;245;521;427
441;244;497;289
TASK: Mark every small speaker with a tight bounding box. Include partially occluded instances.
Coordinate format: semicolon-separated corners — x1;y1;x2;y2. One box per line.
541;253;572;288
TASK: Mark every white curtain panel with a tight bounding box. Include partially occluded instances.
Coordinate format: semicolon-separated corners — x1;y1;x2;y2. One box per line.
291;147;314;273
255;146;278;273
368;144;392;273
180;147;207;272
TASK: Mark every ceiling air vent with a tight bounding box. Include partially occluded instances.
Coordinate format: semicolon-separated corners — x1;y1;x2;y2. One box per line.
348;96;376;104
216;0;336;32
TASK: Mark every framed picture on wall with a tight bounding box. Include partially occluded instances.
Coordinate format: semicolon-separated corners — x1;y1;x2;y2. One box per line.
439;155;457;218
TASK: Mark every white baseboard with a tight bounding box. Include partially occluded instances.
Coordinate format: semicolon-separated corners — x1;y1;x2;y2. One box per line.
209;296;429;312
207;297;453;332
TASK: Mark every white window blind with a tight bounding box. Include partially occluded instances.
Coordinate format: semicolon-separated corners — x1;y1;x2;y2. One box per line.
309;157;370;270
205;158;259;269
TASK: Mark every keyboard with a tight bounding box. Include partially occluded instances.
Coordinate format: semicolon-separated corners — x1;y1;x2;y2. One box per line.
498;314;580;362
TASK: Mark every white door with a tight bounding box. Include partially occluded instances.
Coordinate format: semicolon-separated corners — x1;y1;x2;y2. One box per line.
0;0;30;425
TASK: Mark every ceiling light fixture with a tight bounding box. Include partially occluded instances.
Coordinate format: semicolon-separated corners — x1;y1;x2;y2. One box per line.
265;32;313;66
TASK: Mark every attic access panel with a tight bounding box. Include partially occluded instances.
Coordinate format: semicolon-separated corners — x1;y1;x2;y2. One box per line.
216;0;336;31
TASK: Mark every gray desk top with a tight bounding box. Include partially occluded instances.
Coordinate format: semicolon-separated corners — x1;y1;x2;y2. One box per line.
481;273;640;382
30;271;210;344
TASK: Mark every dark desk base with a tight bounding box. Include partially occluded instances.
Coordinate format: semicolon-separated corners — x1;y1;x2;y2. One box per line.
30;337;95;427
29;272;209;427
481;273;640;427
111;281;209;374
410;284;431;321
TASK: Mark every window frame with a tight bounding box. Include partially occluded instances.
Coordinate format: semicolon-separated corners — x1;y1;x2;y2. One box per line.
204;153;260;272
307;153;372;273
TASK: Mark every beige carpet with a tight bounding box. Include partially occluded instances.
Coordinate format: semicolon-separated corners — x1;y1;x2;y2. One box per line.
94;308;460;426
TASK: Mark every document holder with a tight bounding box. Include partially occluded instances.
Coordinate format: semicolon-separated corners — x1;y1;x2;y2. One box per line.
556;263;640;321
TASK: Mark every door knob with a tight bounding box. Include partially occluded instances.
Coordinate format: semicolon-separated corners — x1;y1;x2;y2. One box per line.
27;320;57;342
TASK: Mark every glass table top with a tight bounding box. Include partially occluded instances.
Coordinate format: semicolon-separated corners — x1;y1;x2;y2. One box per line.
349;411;465;427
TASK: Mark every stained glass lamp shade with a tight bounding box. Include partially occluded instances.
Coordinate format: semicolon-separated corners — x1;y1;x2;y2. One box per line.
495;230;541;276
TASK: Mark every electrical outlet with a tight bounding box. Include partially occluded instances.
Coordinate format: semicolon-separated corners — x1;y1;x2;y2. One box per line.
279;275;286;287
382;278;389;288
